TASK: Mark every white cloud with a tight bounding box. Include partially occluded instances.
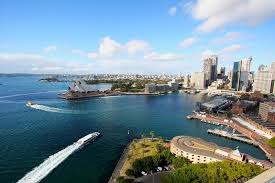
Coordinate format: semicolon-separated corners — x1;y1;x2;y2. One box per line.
212;31;241;44
144;52;185;61
187;0;275;32
87;37;151;59
179;37;198;48
44;45;57;53
125;40;151;54
168;6;177;16
98;36;121;57
222;44;242;53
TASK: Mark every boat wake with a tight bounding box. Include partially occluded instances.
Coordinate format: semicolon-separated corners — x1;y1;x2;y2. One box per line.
17;143;81;183
28;104;86;114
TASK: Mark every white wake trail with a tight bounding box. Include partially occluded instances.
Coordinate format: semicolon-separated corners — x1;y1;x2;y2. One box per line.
0;90;66;99
29;104;84;114
17;143;81;183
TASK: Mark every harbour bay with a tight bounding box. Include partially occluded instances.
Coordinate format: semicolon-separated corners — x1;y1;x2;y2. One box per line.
0;76;266;183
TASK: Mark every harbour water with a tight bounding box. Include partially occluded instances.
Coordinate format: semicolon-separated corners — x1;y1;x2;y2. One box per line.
0;76;266;183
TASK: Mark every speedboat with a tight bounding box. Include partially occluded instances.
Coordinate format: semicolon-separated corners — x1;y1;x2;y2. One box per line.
26;101;34;107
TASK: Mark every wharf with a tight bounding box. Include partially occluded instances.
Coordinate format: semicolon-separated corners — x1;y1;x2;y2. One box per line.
207;129;260;146
186;114;227;126
187;113;275;163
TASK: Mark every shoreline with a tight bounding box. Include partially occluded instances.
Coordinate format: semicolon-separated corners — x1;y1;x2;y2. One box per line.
108;141;132;183
58;91;162;100
187;113;275;163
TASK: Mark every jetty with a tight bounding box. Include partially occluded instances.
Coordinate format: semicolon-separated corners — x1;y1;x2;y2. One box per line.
186;114;221;126
207;129;260;146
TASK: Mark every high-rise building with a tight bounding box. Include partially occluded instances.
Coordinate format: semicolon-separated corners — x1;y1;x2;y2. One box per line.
203;55;218;87
220;67;225;76
183;74;190;88
241;57;252;72
191;72;205;90
232;61;241;90
231;58;252;91
253;63;275;94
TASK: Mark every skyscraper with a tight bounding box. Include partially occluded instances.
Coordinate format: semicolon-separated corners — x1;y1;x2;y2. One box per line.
191;72;205;90
231;59;251;91
220;67;225;76
203;55;218;87
232;61;241;90
241;57;252;72
253;63;275;94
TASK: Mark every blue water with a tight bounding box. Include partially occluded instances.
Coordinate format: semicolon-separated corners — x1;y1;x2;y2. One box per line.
0;76;266;183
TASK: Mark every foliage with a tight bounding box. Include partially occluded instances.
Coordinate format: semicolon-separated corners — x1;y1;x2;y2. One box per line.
172;157;190;169
161;160;264;183
267;137;275;148
125;169;136;177
116;176;133;183
128;148;190;178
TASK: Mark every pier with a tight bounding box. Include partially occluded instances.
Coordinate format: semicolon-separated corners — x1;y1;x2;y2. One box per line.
207;129;260;146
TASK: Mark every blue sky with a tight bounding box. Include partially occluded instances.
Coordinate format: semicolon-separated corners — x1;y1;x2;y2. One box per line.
0;0;275;74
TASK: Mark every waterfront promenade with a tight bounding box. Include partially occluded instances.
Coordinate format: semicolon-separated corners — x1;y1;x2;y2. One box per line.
108;142;131;183
187;113;275;163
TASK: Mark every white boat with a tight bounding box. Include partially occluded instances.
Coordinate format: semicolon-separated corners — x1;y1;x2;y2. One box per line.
77;132;100;145
26;101;34;107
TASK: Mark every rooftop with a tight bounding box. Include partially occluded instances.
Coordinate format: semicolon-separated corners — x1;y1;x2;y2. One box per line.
171;136;231;160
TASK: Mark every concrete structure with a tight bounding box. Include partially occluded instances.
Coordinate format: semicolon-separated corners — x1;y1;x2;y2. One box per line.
259;102;275;121
190;72;205;90
246;166;275;183
69;80;98;93
183;74;190;88
253;63;275;94
201;98;232;112
241;57;252;72
203;55;218;87
144;79;179;93
267;110;275;125
235;115;275;139
170;136;244;164
145;83;156;93
232;100;257;114
168;78;179;91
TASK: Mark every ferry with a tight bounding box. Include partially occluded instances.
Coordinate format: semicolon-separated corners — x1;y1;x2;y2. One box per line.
26;101;34;107
77;132;100;145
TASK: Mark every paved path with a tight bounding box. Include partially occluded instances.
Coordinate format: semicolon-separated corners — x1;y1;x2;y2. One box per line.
108;142;131;183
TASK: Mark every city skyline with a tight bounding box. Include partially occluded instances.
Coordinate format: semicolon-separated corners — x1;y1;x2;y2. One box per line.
1;0;275;74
